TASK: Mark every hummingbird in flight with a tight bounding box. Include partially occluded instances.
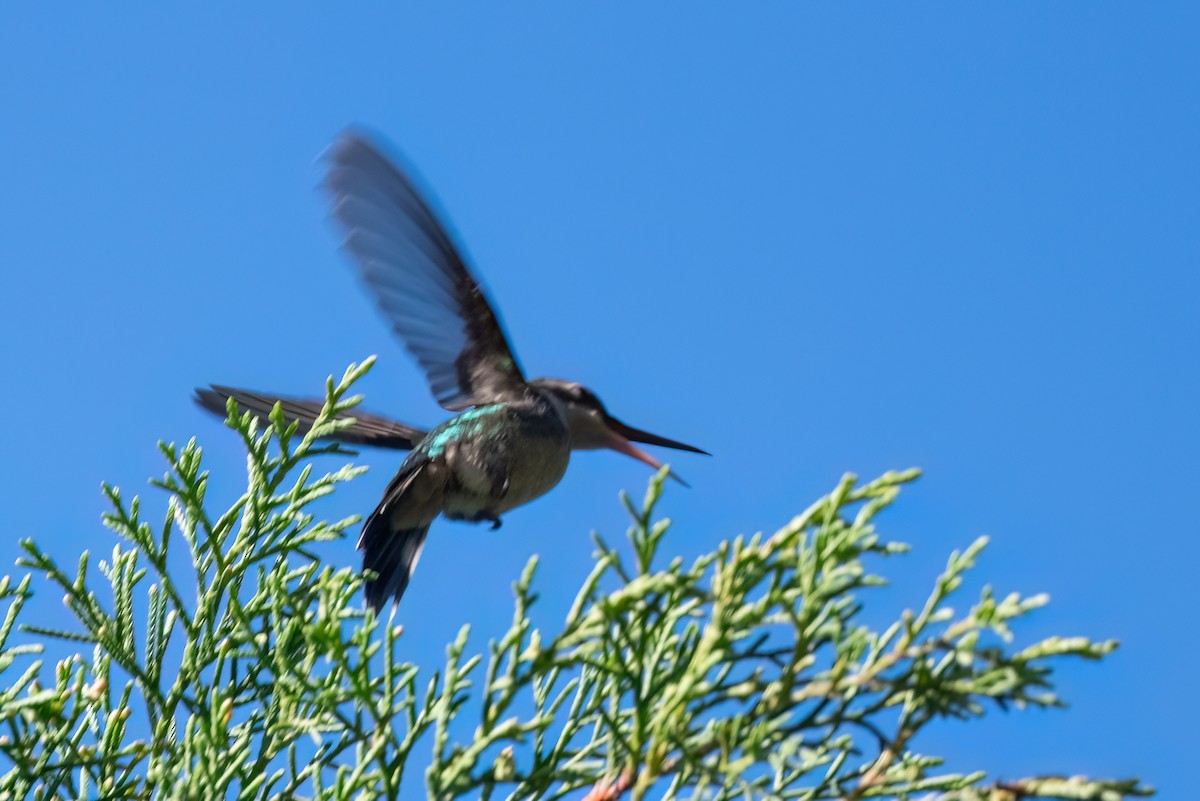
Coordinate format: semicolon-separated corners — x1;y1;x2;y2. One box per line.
196;132;706;609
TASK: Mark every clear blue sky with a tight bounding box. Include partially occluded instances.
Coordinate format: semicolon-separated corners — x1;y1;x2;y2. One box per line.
1;3;1195;795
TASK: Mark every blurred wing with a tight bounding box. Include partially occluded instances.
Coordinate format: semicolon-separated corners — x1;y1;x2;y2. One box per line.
195;385;427;450
325;132;527;410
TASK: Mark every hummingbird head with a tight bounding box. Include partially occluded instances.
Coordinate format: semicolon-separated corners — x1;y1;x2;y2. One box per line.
531;378;708;485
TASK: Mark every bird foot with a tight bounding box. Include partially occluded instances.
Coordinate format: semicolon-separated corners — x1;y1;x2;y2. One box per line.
448;510;503;529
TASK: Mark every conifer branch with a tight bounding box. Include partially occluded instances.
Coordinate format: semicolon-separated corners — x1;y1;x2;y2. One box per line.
0;362;1151;800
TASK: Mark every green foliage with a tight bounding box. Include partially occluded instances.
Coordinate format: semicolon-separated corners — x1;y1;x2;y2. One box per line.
0;361;1150;800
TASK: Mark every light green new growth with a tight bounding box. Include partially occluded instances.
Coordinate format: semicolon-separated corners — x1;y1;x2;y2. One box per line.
0;360;1151;800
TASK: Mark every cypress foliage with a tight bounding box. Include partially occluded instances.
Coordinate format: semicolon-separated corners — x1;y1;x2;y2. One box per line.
0;361;1150;800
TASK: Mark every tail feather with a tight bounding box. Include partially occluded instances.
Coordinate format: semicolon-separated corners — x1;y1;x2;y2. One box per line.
360;515;430;610
195;385;427;450
358;457;437;610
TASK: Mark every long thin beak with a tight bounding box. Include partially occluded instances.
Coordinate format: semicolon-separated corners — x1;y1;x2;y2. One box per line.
603;416;709;487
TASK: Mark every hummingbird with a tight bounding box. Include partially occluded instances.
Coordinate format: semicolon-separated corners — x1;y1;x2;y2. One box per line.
196;132;706;609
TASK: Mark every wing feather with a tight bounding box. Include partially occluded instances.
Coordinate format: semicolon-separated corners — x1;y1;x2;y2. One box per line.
325;132;527;410
194;385;426;450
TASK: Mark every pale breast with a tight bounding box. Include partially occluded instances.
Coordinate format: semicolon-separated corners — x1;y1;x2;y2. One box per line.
494;433;570;511
441;401;571;517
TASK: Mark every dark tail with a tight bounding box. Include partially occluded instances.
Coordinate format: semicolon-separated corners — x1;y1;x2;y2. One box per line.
195;385;427;450
359;516;430;611
357;457;435;610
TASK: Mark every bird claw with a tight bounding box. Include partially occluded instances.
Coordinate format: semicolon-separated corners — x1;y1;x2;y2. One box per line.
448;510;503;529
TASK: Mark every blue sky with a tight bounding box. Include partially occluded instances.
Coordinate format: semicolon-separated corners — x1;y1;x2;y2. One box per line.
1;3;1195;795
